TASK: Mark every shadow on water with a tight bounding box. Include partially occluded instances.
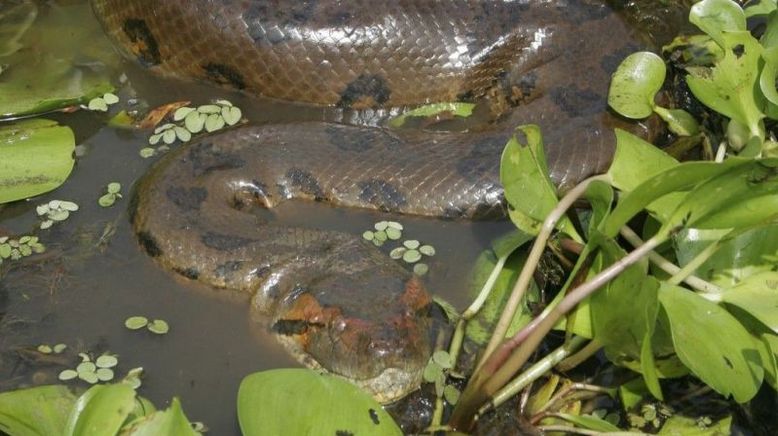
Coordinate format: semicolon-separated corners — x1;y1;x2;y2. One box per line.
0;1;512;433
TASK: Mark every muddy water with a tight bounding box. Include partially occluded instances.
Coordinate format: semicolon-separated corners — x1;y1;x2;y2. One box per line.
0;2;512;433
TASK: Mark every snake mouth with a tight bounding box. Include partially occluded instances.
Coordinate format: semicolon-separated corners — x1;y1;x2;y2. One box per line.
270;276;433;403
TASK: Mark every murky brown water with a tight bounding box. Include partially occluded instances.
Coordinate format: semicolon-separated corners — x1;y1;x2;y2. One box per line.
0;2;512;433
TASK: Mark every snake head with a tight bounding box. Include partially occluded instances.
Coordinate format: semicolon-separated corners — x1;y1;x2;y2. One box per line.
271;272;434;403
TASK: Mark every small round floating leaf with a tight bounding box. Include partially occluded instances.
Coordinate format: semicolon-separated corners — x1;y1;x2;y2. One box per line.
372;239;384;247
419;245;436;256
173;106;195;121
403;240;420;250
385;227;402;240
19;245;31;257
125;316;149;330
174;126;191;142
362;231;374;241
59;201;78;211
374;221;389;231
387;221;403;230
147;319;169;334
443;385;460;405
88;98;108;112
402;249;422;263
205;113;225;132
96;355;118;369
608;51;666;119
107;182;121;194
432;350;453;369
79;371;99;384
413;263;429;276
374;230;387;242
162;128;176;144
36;204;49;215
77;362;96;374
53;343;67;353
0;244;11;258
48;209;69;221
28;236;38;244
102;93;119;105
59;369;78;381
222;106;242;126
37;344;52;354
98;194;115;207
390;247;406;259
96;368;114;382
18;236;30;244
139;147;156;158
184;111;205;133
148;134;162;145
78;353;91;362
197;104;221;114
215;99;233;107
423;361;443;383
31;243;45;253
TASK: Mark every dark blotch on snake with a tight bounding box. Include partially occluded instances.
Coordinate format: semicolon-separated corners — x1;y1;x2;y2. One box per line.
338;74;391;108
166;186;207;211
201;232;254;250
137;231;162;257
357;179;407;211
122;19;160;66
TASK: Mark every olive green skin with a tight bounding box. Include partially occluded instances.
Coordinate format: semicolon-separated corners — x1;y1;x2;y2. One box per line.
92;0;651;402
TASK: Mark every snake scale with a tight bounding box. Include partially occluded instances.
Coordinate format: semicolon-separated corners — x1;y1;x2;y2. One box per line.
90;0;654;402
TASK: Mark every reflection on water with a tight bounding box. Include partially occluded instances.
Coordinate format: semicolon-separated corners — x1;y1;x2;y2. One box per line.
0;1;511;433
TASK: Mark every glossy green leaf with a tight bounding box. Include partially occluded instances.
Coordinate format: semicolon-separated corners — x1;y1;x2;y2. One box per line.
721;272;778;333
604;159;747;238
641;309;663;401
689;0;746;48
760;334;778;389
121;398;199;436
619;378;649;411
658;414;732;435
554;413;621;432
674;224;778;287
0;119;75;204
608;51;666;119
465;250;536;344
0;385;76;436
685;31;764;139
500;125;578;239
745;0;777;18
591;238;658;362
64;384;136;436
653;107;700;136
658;283;763;403
388;102;475;128
237;369;401;436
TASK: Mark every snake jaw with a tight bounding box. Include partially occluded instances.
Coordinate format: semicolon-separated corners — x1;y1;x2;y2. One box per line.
272;275;433;403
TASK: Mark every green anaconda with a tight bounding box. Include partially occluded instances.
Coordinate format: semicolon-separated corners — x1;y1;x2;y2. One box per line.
91;0;655;402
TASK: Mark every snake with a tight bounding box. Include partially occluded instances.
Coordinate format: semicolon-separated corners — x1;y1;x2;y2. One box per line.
90;0;658;402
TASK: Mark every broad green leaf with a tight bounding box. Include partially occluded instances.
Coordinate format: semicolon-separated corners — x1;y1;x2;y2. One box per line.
689;0;746;48
674;224;778;287
591;238;658;362
721;272;778;333
388;102;475;128
760;46;778;106
122;398;198;436
0;2;37;57
760;334;778;389
237;369;401;436
641;310;663;401
658;414;732;435
746;0;777;18
653;107;700;136
658;283;763;403
500;125;579;240
0;119;75;204
664;159;778;232
602;159;747;238
465;250;537;344
619;378;649;411
584;180;613;238
525;375;560;415
0;2;116;117
607;51;666;119
64;384;136;436
685;31;765;139
490;229;533;259
553;413;621;432
0;385;76;436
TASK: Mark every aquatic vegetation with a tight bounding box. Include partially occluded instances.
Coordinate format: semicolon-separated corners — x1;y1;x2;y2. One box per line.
97;182;122;207
87;92;119;112
37;200;79;229
0;235;45;266
124;316;169;335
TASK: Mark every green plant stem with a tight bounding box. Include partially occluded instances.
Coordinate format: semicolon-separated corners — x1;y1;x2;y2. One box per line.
477;176;605;372
477;336;587;417
450;233;665;431
532;382;615;418
619;227;721;294
429;396;445;430
464;255;508;319
556;339;602;372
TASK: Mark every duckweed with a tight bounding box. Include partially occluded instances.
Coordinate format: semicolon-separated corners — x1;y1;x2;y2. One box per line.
87;92;119;112
98;182;122;207
37;199;78;229
0;235;45;265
